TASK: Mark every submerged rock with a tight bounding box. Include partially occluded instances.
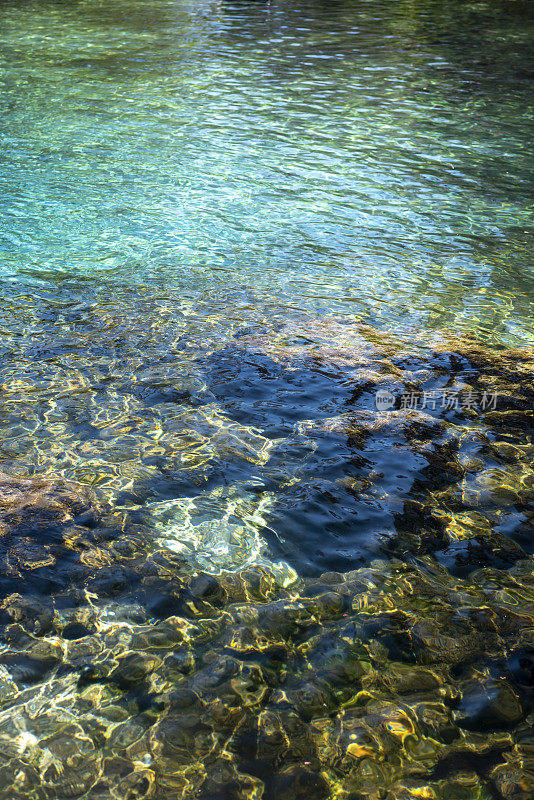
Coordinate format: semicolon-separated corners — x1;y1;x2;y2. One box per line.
0;320;531;798
0;473;100;530
109;652;162;690
0;594;56;637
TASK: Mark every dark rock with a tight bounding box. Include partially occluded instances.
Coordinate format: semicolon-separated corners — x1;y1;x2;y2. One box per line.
0;653;58;685
282;681;338;720
457;680;524;730
163;649;195;677
272;765;330;800
62;622;94;640
110;652;162;689
77;662;111;689
189;573;226;604
0;473;100;533
1;593;55;636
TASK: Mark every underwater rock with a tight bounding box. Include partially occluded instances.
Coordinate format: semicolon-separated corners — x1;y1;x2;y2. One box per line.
0;321;531;798
0;551;531;799
0;594;56;637
375;663;442;695
111;769;155;800
109;652;162;690
0;473;100;531
272;765;330;800
276;680;338;720
456;679;525;730
197;757;252;800
188;573;227;605
489;745;534;800
0;652;60;686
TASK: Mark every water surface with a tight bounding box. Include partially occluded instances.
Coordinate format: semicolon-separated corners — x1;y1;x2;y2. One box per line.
0;1;533;798
1;0;533;338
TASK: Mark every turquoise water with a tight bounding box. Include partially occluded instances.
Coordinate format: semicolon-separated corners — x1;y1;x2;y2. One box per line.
1;3;534;798
1;0;533;341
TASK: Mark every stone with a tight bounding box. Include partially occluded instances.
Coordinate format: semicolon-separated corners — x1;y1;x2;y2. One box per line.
271;765;330;800
456;680;524;730
110;653;162;689
0;594;56;636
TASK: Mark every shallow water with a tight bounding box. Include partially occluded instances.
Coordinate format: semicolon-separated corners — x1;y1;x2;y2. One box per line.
0;0;533;798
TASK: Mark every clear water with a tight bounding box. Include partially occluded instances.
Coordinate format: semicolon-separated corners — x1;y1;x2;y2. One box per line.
1;0;533;340
1;2;534;798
